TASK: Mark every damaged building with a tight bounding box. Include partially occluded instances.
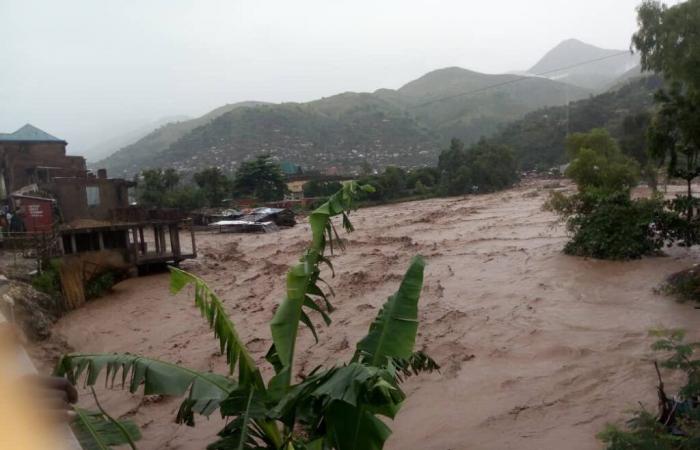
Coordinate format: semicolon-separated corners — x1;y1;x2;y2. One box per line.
0;124;196;307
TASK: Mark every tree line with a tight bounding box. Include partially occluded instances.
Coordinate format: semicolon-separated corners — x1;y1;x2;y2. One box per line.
135;139;521;210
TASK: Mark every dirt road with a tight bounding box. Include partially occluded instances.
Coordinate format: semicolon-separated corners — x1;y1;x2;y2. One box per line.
33;180;700;449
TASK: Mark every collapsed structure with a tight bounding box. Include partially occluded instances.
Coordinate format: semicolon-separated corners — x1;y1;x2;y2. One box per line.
0;124;196;307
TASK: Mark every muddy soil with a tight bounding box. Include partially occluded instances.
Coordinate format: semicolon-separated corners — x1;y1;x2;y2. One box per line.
31;179;700;450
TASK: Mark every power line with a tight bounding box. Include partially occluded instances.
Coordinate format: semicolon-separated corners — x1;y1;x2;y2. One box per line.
409;50;633;109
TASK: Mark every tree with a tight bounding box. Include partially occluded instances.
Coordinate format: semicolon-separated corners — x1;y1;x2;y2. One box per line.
378;166;408;199
406;167;440;191
565;129;640;193
193;167;232;207
54;183;437;449
633;0;700;216
620;111;658;190
438;138;518;196
632;0;700;92
648;86;700;212
545;130;672;260
138;168;182;207
232;155;289;202
302;179;343;198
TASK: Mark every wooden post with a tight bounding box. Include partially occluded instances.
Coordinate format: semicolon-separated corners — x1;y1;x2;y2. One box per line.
70;234;77;254
97;232;105;250
57;233;65;255
189;220;197;257
138;227;145;254
170;224;181;258
153;226;160;254
159;227;167;254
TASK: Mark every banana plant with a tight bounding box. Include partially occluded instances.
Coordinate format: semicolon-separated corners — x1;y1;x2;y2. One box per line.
54;182;438;449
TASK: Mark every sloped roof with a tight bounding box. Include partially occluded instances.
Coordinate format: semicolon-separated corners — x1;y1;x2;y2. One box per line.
0;124;65;143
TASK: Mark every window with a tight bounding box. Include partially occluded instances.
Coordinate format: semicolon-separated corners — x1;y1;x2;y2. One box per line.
86;186;100;206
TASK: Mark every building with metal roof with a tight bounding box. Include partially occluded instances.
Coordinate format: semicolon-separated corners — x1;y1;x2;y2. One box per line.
0;124;66;143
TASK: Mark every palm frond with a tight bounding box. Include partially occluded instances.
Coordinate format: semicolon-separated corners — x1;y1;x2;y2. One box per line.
55;353;235;425
355;256;426;367
72;407;141;450
169;266;264;389
270;182;372;387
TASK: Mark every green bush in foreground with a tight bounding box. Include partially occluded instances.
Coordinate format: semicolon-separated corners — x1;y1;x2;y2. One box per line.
599;330;700;449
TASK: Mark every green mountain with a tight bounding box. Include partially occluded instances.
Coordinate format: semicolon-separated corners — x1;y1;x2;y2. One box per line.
487;75;662;170
527;39;640;91
97;39;655;177
95;101;269;176
96;68;591;177
396;67;590;143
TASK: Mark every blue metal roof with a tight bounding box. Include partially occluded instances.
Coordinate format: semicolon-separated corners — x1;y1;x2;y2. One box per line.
0;124;65;143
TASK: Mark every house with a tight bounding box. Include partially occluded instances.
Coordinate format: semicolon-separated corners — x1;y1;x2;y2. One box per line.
0;124;133;223
0;124;196;308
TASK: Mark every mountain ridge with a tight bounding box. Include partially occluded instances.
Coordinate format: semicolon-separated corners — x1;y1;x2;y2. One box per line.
94;38;644;177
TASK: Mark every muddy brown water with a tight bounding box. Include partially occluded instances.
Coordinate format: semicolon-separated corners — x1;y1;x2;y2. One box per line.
31;180;700;449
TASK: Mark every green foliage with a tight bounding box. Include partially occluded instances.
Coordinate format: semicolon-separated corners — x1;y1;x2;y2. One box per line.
54;353;237;426
633;0;700;92
599;330;700;449
32;259;62;300
545;130;670;260
169;267;264;388
438;138;519;196
355;257;424;366
648;86;700;199
488;76;661;170
85;272;116;300
232;155;289;202
358;167;413;202
565;129;640;193
136;168;207;210
634;1;700;206
193;167;233;207
557;191;668;260
72;407;141;450
406;167;440;191
55;182;437;450
302;179;343;198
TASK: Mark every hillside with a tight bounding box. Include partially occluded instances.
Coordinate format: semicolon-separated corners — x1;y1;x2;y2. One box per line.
96;67;589;177
83;115;189;162
94;101;269;176
162;99;439;173
527;39;639;91
94;39;654;178
398;67;590;143
488;75;662;170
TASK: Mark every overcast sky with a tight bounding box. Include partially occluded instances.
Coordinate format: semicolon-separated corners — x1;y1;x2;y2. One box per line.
0;0;663;157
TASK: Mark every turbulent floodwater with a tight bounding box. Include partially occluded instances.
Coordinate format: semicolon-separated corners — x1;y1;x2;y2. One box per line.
33;179;700;450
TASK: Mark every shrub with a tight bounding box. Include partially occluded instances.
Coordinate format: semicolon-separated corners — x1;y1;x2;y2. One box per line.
85;271;116;300
660;267;700;303
31;259;62;300
564;193;666;259
565;128;640;193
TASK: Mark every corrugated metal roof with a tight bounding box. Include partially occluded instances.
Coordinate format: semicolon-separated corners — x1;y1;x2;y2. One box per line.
0;124;65;143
